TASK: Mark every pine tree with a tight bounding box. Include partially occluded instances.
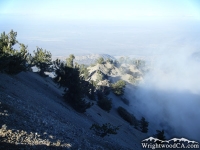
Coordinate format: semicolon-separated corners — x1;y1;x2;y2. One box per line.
0;30;30;74
6;43;30;74
66;54;75;68
79;64;89;80
54;59;92;113
96;70;104;83
32;47;52;76
139;117;149;133
117;106;138;127
154;130;166;141
97;91;112;112
111;80;126;96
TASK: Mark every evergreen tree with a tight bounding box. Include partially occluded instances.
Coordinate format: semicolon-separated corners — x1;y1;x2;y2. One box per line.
0;30;18;54
79;79;96;101
79;64;89;80
54;59;92;113
154;130;166;141
63;68;92;113
139;117;149;133
6;43;30;74
66;54;75;68
117;106;138;127
32;47;52;76
86;81;96;100
111;80;126;96
96;70;104;83
97;91;112;112
96;57;105;64
0;30;30;74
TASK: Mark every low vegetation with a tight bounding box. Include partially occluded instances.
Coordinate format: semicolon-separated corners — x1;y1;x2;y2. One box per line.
117;107;138;128
97;91;112;112
111;80;126;96
90;123;120;138
96;57;105;64
117;107;149;132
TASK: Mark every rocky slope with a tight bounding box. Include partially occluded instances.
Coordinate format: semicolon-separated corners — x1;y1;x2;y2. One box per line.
0;71;146;149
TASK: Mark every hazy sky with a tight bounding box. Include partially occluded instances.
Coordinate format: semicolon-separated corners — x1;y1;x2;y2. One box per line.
1;0;200;20
1;0;200;56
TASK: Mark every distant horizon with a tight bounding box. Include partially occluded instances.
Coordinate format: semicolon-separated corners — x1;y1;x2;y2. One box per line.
1;0;200;57
1;19;200;57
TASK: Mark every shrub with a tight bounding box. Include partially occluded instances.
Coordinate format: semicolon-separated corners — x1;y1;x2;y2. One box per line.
117;107;138;128
97;92;112;112
79;64;89;80
96;70;104;83
111;80;126;96
96;57;105;64
90;123;120;137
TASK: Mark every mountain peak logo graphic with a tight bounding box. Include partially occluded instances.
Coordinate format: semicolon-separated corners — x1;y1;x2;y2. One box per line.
142;137;199;144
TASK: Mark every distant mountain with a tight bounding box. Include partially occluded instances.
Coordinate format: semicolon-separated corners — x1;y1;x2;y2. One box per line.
53;54;116;65
74;54;116;65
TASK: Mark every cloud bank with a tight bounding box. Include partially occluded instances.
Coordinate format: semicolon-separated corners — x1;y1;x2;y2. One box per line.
131;48;200;141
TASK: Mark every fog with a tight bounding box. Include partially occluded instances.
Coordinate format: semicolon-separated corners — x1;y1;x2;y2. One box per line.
130;49;200;141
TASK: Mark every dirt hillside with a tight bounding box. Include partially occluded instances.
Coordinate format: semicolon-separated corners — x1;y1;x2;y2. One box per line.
0;71;146;149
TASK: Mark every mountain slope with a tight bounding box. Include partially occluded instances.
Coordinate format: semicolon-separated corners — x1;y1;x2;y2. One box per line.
53;54;116;65
0;71;146;149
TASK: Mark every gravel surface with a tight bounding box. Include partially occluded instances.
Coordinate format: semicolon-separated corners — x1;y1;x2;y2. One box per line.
0;72;144;149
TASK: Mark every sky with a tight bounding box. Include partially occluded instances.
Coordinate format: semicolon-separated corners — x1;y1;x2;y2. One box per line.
0;0;200;56
1;0;200;20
